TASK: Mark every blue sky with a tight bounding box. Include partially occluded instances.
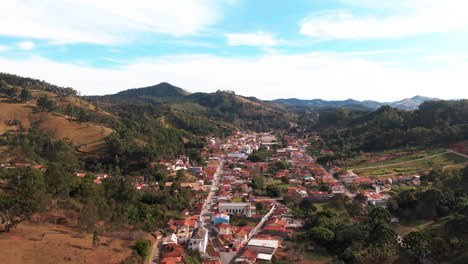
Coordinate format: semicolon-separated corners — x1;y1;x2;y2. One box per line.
0;0;467;101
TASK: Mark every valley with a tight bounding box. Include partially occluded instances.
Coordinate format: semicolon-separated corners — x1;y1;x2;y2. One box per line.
0;74;467;264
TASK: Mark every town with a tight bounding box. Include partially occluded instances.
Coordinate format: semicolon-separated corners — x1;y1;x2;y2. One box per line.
2;128;463;264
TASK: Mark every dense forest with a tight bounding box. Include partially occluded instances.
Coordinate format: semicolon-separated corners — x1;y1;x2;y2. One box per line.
315;100;468;155
0;72;77;97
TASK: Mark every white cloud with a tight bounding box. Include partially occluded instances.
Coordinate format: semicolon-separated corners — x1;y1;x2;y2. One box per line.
0;0;231;45
17;41;35;50
226;32;278;46
0;53;467;101
301;0;468;39
0;45;10;52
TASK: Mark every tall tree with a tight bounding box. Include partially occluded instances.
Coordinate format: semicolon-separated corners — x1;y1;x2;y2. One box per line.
402;231;432;259
0;196;32;232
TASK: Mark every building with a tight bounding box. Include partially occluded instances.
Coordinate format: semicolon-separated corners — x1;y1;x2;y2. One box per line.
218;202;254;217
212;212;230;225
188;227;209;253
176;225;191;243
215;222;232;235
246;238;279;261
162;233;178;245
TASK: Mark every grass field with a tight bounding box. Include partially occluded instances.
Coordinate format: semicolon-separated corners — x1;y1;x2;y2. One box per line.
0;222;133;264
347;148;446;169
354;152;468;177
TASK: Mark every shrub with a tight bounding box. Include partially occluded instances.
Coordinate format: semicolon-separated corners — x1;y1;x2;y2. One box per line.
135;238;151;258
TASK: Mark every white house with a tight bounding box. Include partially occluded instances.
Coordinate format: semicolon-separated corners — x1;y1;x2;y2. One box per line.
188;227;208;253
218;202;254;217
162;233;178;245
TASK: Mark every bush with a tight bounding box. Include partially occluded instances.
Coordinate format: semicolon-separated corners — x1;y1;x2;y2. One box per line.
134;238;151;258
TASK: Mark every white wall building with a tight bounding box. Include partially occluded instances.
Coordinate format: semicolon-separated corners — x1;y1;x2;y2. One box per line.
188;227;208;253
218;202;254;217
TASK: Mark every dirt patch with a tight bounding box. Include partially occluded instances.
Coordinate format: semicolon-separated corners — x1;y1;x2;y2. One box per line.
0;222;133;264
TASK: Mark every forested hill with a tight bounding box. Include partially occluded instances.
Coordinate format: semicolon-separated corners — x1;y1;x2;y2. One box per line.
275;95;440;111
315;100;468;153
94;82;190;102
0;72;77;97
87;84;300;132
0;74;210;175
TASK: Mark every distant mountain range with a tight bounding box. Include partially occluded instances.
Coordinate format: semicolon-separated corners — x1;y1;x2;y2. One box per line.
98;82;442;111
273;95;441;110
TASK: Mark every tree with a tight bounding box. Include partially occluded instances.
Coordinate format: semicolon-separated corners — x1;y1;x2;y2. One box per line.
354;193;367;204
135;238;151;258
368;207;391;224
19;88;32;102
79;202;99;231
402;231;432;259
6;87;19;99
44;162;73;197
0;196;32;232
309;226;334;245
366;222;399;260
266;185;282;198
176;169;186;181
36;95;57;112
250;176;264;190
92;231;100;248
270;161;289;172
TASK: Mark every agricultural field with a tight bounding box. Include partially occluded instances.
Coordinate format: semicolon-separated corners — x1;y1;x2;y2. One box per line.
353;152;468;177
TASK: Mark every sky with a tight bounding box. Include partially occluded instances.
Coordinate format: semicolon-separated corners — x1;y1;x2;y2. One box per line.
0;0;468;101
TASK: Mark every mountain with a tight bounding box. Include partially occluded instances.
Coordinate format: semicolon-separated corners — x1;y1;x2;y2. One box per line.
113;82;190;98
388;95;440;110
273;95;441;111
88;84;299;133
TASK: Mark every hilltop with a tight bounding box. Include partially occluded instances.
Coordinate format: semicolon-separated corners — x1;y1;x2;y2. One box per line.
274;95;441;111
0;76;114;157
87;83;298;133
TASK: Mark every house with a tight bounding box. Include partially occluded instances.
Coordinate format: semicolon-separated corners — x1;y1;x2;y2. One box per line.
227;152;248;160
354;177;372;185
331;185;345;194
262;226;289;238
161;243;185;264
246;238;279;261
358;191;389;207
265;218;287;227
189;166;203;173
176;225;191;243
162;233;178;245
188;227;209;253
288;179;302;185
215;222;232;235
308;191;330;202
218;190;232;201
212;212;230;225
179;209;190;216
374;178;386;185
235;248;257;263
